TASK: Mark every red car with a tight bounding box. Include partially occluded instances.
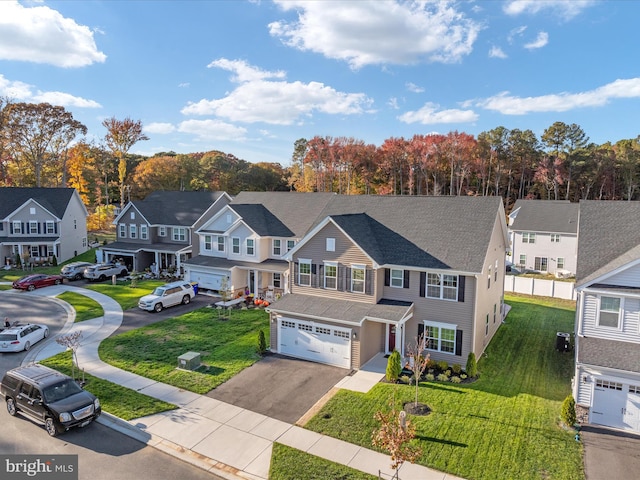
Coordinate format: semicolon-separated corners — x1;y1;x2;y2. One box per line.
12;274;64;291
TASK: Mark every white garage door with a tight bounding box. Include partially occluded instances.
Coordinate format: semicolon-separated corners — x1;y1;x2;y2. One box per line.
189;270;226;291
278;318;351;369
592;380;640;433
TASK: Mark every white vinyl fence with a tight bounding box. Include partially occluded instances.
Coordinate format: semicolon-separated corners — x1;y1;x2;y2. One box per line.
504;275;576;300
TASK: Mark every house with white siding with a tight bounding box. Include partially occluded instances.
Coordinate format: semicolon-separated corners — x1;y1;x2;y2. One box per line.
573;200;640;434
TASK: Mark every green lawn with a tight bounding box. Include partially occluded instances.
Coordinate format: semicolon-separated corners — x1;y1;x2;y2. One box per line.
83;279;165;310
56;291;104;322
98;308;270;394
296;294;582;480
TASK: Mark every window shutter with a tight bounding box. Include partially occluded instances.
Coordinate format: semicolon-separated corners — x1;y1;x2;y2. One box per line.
455;330;463;356
37;223;41;234
384;268;390;286
319;265;324;287
311;264;317;275
22;223;26;234
293;262;299;285
419;272;426;297
365;268;373;295
10;223;13;234
418;323;425;341
341;266;349;291
54;223;58;234
457;276;465;302
403;270;410;289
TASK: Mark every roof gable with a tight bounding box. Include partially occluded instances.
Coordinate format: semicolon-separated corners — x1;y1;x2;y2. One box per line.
0;187;76;220
229;204;293;237
510;200;578;234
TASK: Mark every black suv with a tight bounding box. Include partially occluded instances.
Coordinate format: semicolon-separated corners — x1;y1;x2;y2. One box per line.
0;364;101;436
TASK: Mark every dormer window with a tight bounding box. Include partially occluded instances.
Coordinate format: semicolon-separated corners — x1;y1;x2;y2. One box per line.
130;212;135;220
326;238;335;252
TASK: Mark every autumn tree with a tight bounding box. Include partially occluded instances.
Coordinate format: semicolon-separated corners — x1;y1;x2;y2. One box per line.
102;117;148;207
614;138;640;201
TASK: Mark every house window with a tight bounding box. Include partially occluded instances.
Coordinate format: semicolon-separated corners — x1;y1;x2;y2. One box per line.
30;246;39;257
159;226;166;237
74;219;77;230
324;262;337;289
140;225;148;240
130;212;135;220
287;240;295;252
217;236;225;252
486;314;489;335
273;273;281;288
534;257;548;271
46;221;55;234
119;224;126;238
494;303;497;323
326;238;335;252
13;221;21;234
551;234;561;243
390;269;404;288
424;322;456;354
47;245;54;257
598;296;621;329
82;237;87;247
351;264;365;293
173;227;186;242
204;235;212;251
232;237;240;254
226;214;232;224
487;267;491;289
273;239;281;256
494;260;498;281
557;257;565;269
246;238;255;256
129;224;137;239
427;273;458;300
29;221;37;234
30;207;35;215
522;232;536;243
299;259;311;286
519;254;526;268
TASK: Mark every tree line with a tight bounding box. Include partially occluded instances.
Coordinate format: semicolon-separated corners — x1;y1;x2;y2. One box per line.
1;99;639;229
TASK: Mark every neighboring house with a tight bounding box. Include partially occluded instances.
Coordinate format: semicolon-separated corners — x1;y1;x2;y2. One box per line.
508;199;579;276
0;187;88;265
101;191;231;274
573;200;640;434
267;195;508;370
183;192;336;296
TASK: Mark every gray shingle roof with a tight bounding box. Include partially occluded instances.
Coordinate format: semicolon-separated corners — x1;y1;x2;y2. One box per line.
133;191;226;226
230;204;293;237
576;200;640;285
510;200;578;234
578;336;640;373
313;195;504;272
0;187;76;219
185;254;288;272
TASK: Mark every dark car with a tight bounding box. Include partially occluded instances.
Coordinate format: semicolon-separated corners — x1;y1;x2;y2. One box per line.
0;364;101;437
12;274;64;291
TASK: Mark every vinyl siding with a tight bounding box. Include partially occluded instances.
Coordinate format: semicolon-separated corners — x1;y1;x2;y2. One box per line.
510;231;577;274
58;192;89;262
604;263;640;288
581;292;640;343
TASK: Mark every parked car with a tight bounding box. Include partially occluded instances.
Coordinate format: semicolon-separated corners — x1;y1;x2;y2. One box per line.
83;263;128;282
0;364;101;437
0;323;49;352
61;261;95;280
12;274;64;291
138;281;195;312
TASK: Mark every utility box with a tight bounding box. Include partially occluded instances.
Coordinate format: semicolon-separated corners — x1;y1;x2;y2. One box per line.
177;351;201;370
556;332;571;352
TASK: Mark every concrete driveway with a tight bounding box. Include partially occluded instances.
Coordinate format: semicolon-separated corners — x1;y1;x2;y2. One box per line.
206;353;350;424
582;425;640;479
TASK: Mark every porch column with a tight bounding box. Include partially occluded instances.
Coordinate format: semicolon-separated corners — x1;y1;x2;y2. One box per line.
253;270;259;296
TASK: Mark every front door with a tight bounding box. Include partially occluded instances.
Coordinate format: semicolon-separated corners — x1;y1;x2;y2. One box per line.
388;325;396;352
249;271;255;294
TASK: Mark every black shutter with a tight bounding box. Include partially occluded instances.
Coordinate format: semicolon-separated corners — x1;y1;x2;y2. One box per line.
418;323;425;341
455;330;463;356
419;272;426;297
457;276;465;302
37;223;41;234
22;223;26;234
311;264;317;275
403;270;410;289
319;264;324;288
365;268;373;295
384;268;390;286
54;223;58;234
10;223;13;234
341;266;349;291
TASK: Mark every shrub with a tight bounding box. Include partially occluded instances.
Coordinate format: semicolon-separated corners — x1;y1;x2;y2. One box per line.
466;352;478;378
452;363;462;374
386;350;402;382
257;330;267;355
437;373;449;382
460;374;468;380
450;376;462;383
437;360;449;371
425;358;437;369
424;373;435;381
444;369;452;377
400;375;412;384
561;394;577;427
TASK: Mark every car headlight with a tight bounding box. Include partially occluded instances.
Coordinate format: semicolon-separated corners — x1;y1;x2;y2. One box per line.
94;398;100;409
59;412;72;422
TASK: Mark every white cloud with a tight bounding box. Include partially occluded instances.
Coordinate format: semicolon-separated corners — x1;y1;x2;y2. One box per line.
144;123;176;135
387;97;399;110
524;31;549;50
406;82;425;93
177;119;248;141
0;74;33;99
269;0;481;68
476;78;640;115
504;0;596;20
489;46;507;59
398;102;478;124
0;1;106;67
0;74;101;108
178;82;190;88
508;25;527;44
182;59;372;125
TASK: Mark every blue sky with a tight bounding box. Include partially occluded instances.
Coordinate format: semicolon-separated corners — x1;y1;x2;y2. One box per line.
1;0;639;165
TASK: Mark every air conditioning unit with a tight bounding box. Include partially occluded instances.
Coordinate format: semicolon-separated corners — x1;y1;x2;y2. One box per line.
555;269;572;279
177;351;201;370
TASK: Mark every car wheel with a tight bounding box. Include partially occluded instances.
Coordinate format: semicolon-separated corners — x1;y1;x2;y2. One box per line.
24;341;31;351
6;398;17;416
27;284;35;291
44;328;49;338
45;417;61;437
54;279;61;285
99;275;106;281
74;273;82;280
154;303;163;313
182;295;190;305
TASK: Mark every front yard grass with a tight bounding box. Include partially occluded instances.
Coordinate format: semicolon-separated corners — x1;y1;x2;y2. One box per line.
57;291;104;322
98;307;270;394
83;279;165;310
298;294;582;480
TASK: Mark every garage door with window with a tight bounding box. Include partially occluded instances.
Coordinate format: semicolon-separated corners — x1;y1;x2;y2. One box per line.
278;318;351;369
188;270;226;291
591;379;640;433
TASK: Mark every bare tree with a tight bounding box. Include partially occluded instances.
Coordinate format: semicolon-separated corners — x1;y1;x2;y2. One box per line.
405;334;431;407
55;331;83;380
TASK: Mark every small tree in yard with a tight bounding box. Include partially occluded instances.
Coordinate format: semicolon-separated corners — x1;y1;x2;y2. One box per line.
466;352;478;378
386;350;402;382
561;394;577;427
405;335;430;407
257;330;267;355
55;331;83;380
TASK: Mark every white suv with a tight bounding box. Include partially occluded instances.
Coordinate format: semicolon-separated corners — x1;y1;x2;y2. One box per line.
83;263;128;282
138;281;195;312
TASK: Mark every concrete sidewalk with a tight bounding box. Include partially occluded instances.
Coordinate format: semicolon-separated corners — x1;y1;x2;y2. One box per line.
23;285;463;480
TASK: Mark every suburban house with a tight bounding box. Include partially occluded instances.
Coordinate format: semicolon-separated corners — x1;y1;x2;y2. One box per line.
0;187;88;265
507;199;579;277
573;200;640;434
183;192;336;296
101;190;231;274
267;195;508;370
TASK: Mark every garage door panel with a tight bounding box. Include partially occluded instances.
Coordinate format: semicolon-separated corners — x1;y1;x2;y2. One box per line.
592;379;640;433
278;318;351;369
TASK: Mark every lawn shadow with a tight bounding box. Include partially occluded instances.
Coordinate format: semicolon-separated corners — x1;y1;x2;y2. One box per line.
416;435;467;448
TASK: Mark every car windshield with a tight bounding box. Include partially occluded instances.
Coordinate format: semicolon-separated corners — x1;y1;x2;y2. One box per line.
152;288;166;296
42;379;84;403
0;334;18;341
